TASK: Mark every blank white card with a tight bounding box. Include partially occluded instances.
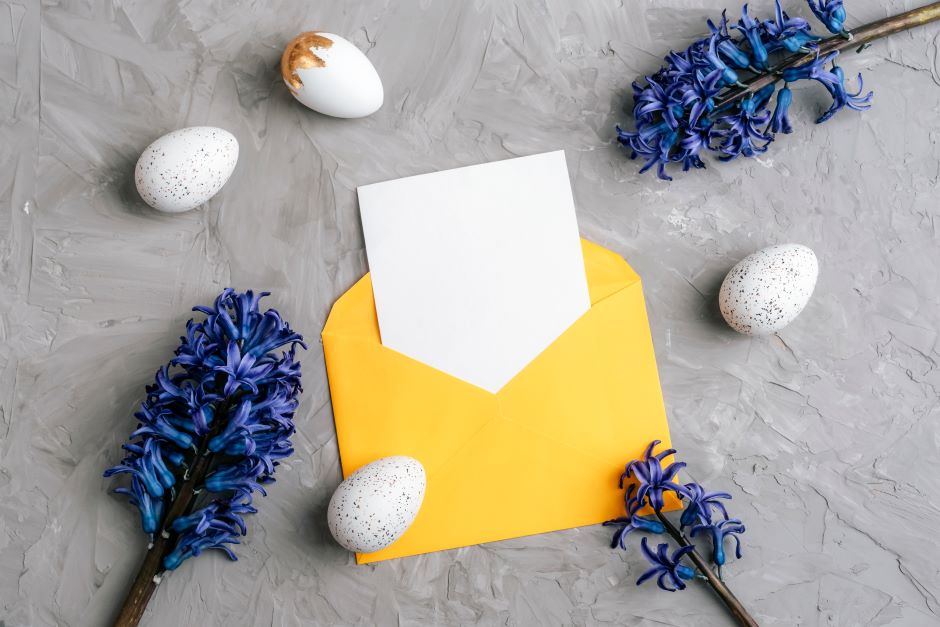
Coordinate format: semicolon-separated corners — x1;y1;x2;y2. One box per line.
358;151;590;393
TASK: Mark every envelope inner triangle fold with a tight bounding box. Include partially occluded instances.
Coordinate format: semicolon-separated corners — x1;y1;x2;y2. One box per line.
357;150;591;393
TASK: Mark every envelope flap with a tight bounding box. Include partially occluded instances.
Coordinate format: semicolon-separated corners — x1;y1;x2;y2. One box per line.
581;240;641;304
322;273;380;341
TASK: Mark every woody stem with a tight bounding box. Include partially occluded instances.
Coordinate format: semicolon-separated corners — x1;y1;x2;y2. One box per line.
654;511;758;627
713;1;940;110
110;442;214;627
111;400;234;627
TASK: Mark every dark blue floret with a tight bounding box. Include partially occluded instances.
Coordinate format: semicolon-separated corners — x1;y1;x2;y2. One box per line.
704;33;741;85
603;513;666;550
817;65;873;122
770;86;794;133
636;537;697;591
782;50;839;83
691;518;746;566
204;459;273;500
679;482;733;529
681;69;724;127
163;528;241;571
170;501;256;536
619;440;691;512
604;482;667;549
711;84;775;160
708;12;752;69
808;0;847;34
764;0;816;52
112;476;164;534
733;4;770;70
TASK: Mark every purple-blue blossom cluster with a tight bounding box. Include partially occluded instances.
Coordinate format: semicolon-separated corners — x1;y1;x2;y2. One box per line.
618;0;872;180
104;289;306;571
605;441;746;591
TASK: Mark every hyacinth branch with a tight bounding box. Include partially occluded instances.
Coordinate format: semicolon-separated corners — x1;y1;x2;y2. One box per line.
604;441;756;626
653;511;756;626
618;0;940;180
104;290;306;627
715;1;940;110
112;427;221;626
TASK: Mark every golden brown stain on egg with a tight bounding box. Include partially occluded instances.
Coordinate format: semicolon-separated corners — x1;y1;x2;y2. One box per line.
281;32;334;90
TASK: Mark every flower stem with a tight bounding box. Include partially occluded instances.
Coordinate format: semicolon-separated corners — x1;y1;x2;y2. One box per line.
110;399;234;627
713;1;940;110
111;443;214;627
654;510;758;627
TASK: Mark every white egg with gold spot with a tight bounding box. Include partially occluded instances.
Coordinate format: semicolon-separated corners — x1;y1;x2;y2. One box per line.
281;31;384;118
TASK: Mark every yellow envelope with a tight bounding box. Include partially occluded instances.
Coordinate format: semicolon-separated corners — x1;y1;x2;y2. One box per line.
322;239;676;564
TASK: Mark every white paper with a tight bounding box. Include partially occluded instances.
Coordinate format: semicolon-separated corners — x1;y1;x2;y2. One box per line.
358;150;590;393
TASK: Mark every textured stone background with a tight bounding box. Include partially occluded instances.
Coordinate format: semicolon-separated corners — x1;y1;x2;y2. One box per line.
2;0;939;625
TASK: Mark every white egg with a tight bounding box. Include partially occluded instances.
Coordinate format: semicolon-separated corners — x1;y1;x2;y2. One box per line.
328;456;425;553
135;126;238;213
281;32;383;118
719;244;819;336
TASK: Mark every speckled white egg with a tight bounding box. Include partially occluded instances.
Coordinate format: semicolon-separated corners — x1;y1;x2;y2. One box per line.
135;126;238;213
328;456;425;553
719;244;818;336
281;32;383;118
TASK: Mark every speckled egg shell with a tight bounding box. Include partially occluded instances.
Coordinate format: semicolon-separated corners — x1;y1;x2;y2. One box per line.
327;456;426;554
719;244;819;336
281;32;383;118
135;126;239;213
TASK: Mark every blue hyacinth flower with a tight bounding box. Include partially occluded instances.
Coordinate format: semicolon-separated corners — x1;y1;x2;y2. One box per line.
203;458;276;503
680;68;724;127
770;86;794;133
707;11;752;69
636;537;697;591
808;0;847;34
112;476;165;535
817;66;873;122
691;518;746;567
604;514;666;550
711;84;775;160
130;405;195;451
604;482;667;549
733;4;770;70
620;440;690;512
764;0;818;52
782;50;839;83
170;501;257;536
764;0;811;39
704;33;740;85
163;529;241;571
679;483;733;529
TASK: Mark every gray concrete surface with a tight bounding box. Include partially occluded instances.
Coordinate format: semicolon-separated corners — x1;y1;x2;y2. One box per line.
2;0;939;625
